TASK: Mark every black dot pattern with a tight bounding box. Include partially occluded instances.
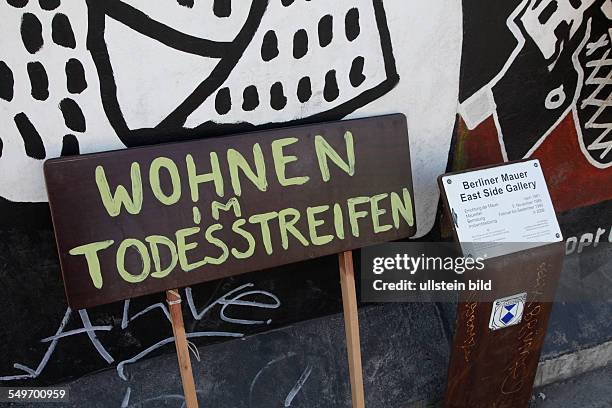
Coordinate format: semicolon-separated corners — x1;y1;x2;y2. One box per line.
297;76;312;103
261;30;279;62
27;61;49;101
213;0;232;18
318;15;333;48
349;56;366;88
242;85;259;111
7;0;28;7
39;0;60;11
345;8;360;42
21;13;44;54
215;87;231;115
270;82;287;111
52;13;76;48
65;58;87;94
0;61;14;102
60;134;79;156
213;0;231;17
14;112;46;159
324;70;339;102
293;29;308;59
59;98;86;132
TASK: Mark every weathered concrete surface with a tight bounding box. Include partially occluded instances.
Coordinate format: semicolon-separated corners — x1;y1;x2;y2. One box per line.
530;364;612;408
8;303;452;407
5;298;610;407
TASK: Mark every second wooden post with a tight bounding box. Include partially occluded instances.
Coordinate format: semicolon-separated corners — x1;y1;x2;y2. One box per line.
339;250;366;408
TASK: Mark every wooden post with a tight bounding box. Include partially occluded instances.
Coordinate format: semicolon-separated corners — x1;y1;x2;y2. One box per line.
166;289;199;408
443;243;564;408
339;251;366;408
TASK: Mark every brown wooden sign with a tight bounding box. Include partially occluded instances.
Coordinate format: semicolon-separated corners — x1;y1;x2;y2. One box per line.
438;161;564;408
45;114;415;309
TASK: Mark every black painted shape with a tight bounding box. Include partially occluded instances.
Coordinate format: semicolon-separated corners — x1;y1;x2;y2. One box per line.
7;0;28;7
261;30;279;62
86;0;399;147
297;76;312;103
293;29;308;59
324;70;339;102
270;82;287;111
345;8;360;42
27;62;49;101
21;13;44;54
39;0;60;11
60;134;79;156
281;0;294;6
349;56;366;87
14;113;46;159
177;0;194;8
213;0;231;17
65;58;87;94
51;13;76;48
215;87;231;115
457;1;520;102
0;136;3;157
539;0;558;24
569;0;581;8
0;61;14;101
318;14;333;48
59;98;86;132
242;85;259;111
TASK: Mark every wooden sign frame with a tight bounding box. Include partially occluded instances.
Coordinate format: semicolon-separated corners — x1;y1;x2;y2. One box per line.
44;115;417;408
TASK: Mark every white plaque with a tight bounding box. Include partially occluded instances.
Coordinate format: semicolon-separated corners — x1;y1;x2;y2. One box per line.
441;159;562;259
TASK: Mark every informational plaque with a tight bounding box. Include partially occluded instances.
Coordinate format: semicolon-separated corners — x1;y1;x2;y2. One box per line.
439;159;562;259
45;114;415;309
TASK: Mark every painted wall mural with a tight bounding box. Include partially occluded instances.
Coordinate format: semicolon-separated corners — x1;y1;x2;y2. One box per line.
456;0;611;213
1;0;611;396
0;0;463;237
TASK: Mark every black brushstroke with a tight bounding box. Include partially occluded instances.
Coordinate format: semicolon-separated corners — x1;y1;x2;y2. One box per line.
177;0;194;8
65;58;87;94
0;136;3;157
261;30;279;62
270;82;287;111
242;86;259;111
345;8;360;42
281;0;294;6
349;56;366;87
60;134;79;156
324;70;339;102
215;87;231;115
7;0;28;7
21;13;44;54
52;13;76;48
14;113;46;159
93;0;236;59
59;98;86;132
39;0;60;11
539;0;558;24
27;62;49;101
569;0;581;8
84;0;268;142
85;0;399;147
297;76;312;103
213;0;231;17
293;29;308;59
318;14;333;47
457;1;519;102
0;61;14;101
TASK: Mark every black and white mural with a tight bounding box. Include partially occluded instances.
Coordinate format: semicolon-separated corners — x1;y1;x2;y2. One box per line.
0;0;463;237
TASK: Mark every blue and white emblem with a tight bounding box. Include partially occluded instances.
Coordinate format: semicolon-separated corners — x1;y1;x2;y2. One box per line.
488;292;527;331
